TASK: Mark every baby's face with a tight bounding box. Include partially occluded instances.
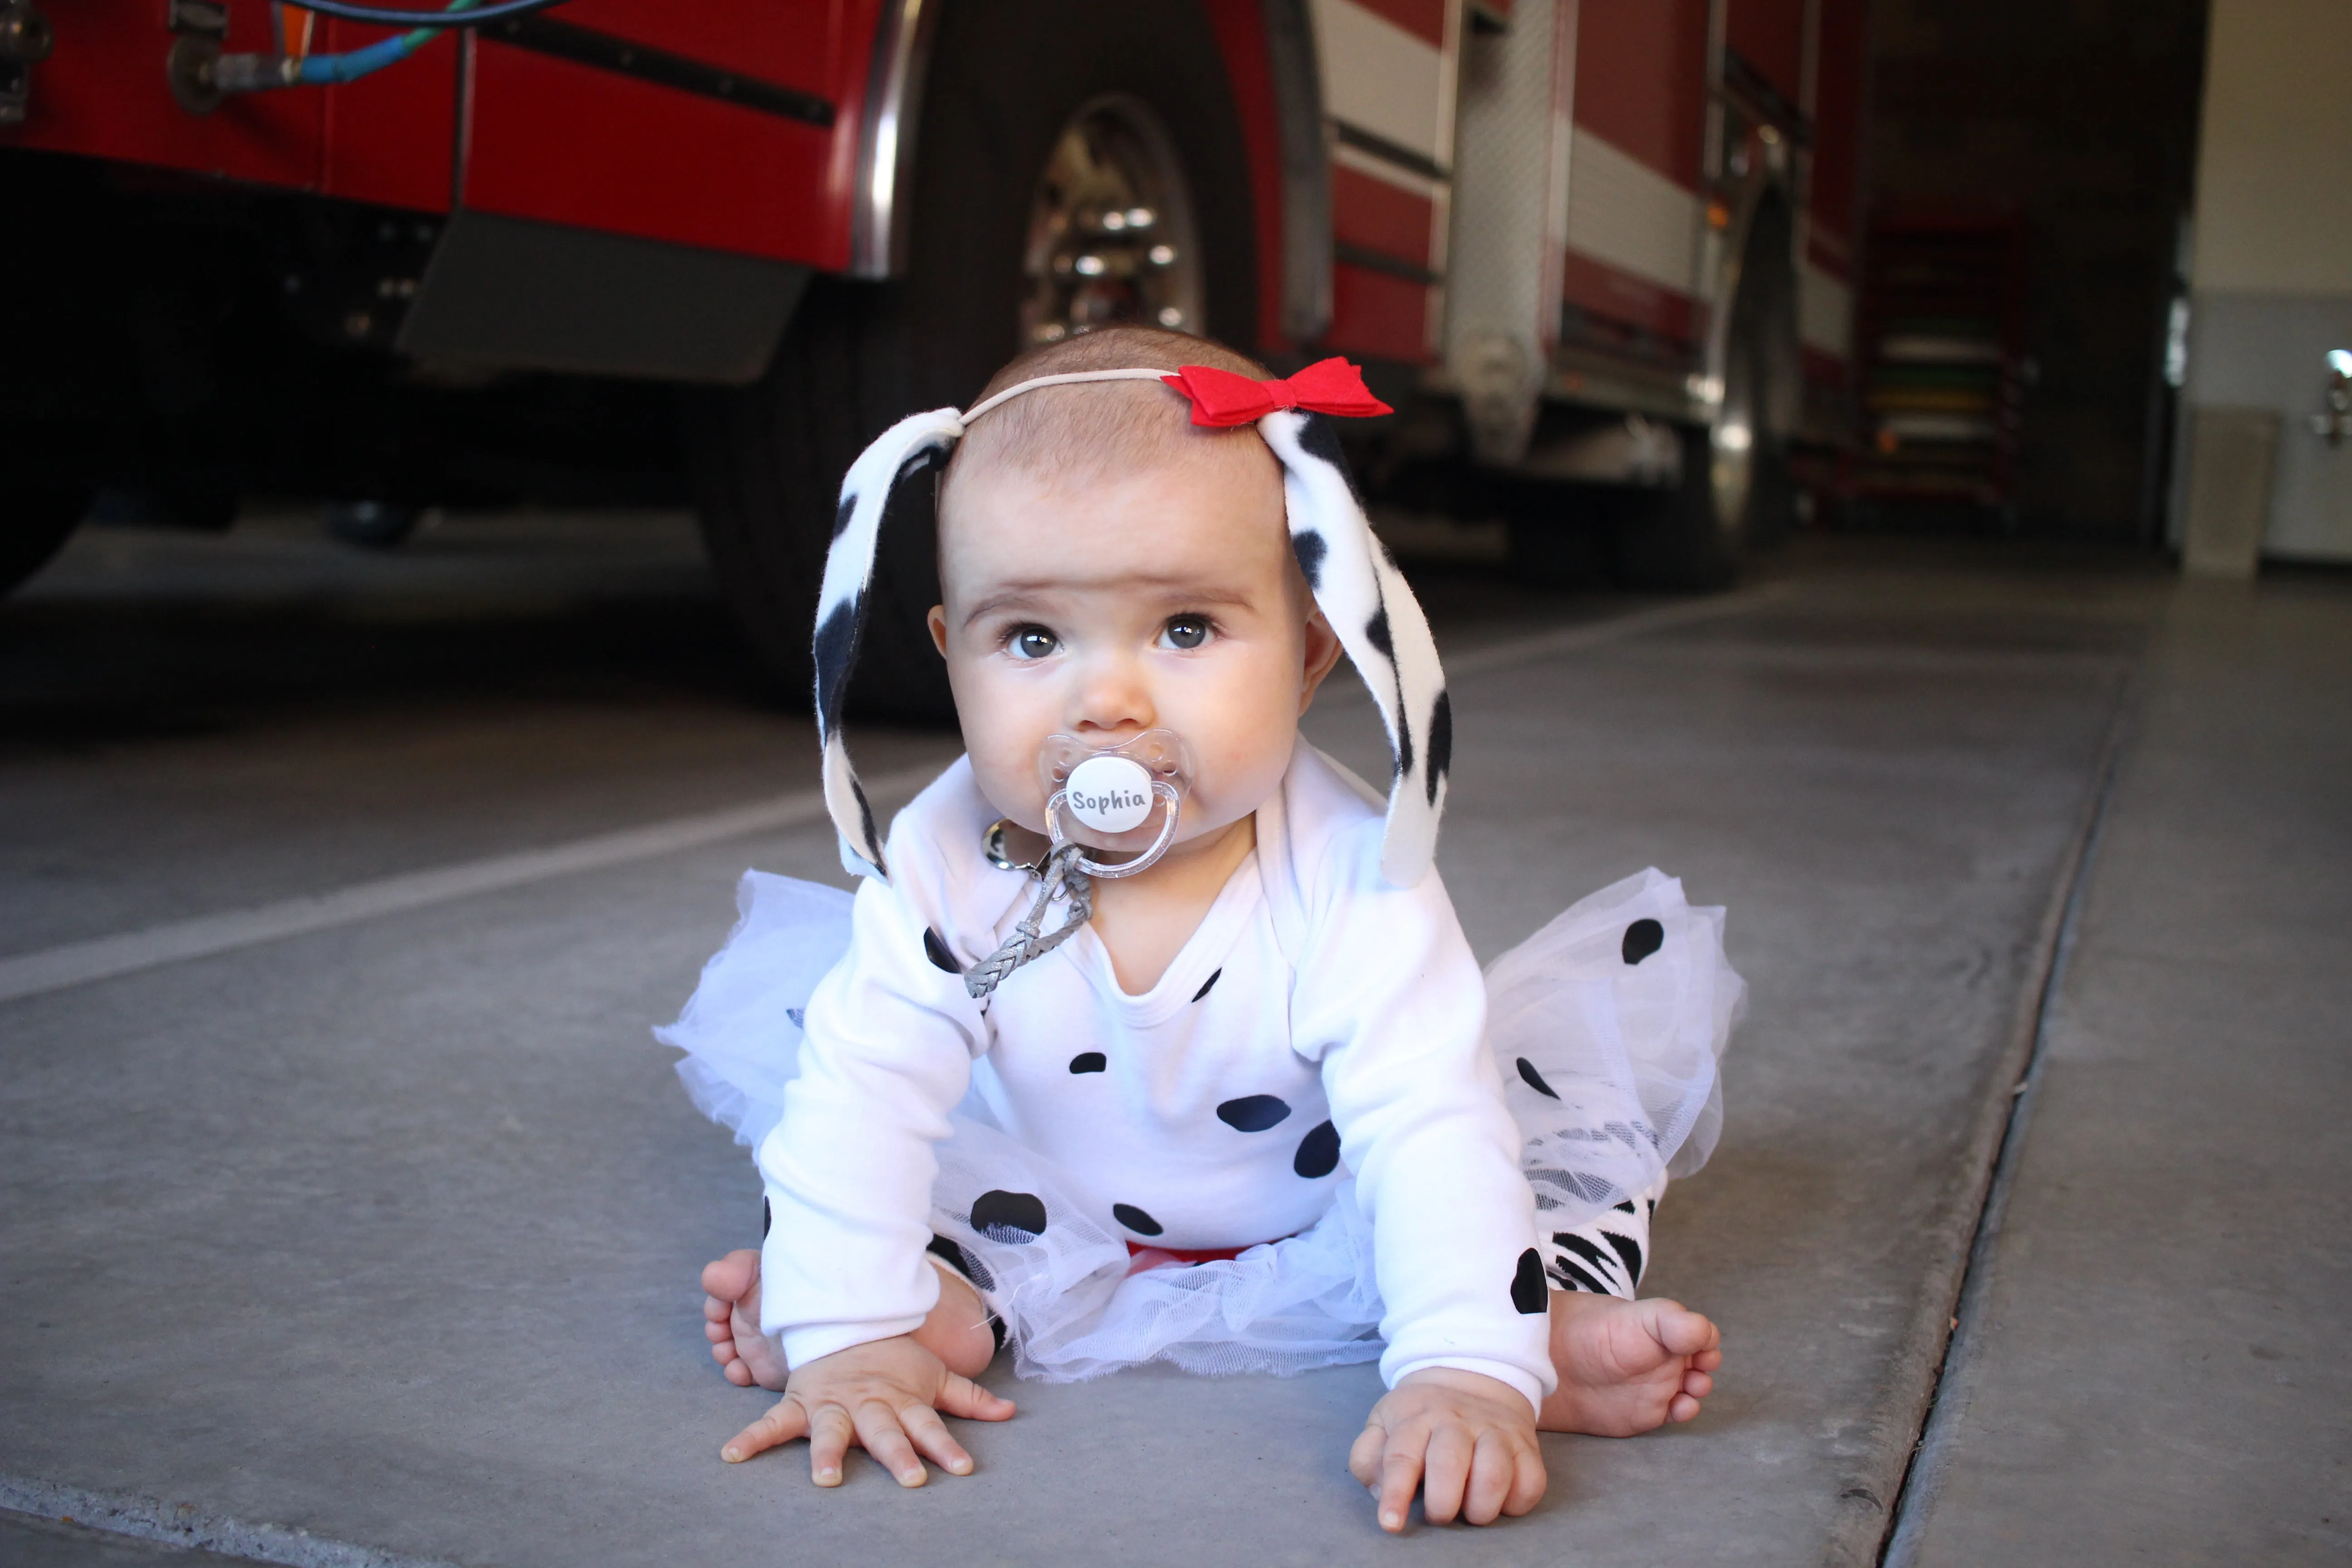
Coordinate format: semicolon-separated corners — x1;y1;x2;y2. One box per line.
929;438;1338;852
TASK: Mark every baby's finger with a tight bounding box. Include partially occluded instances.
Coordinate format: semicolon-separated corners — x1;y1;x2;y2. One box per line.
1377;1435;1429;1534
897;1401;975;1477
720;1396;807;1465
806;1402;856;1486
1462;1431;1523;1526
851;1398;928;1487
1348;1422;1388;1488
1419;1426;1475;1526
933;1372;1018;1422
1504;1439;1547;1519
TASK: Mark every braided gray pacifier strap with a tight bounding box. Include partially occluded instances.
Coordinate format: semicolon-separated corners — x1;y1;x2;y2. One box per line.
965;843;1094;1001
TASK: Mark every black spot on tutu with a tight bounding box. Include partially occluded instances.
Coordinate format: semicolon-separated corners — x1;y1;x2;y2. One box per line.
1216;1095;1292;1132
1293;1119;1340;1178
1516;1057;1560;1098
970;1190;1046;1241
924;928;962;975
1622;918;1665;965
1511;1247;1548;1314
1191;968;1222;1002
1068;1051;1107;1074
1112;1203;1163;1237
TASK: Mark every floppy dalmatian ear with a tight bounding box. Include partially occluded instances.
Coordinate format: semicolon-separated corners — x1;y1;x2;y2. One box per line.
814;406;968;879
1258;410;1451;886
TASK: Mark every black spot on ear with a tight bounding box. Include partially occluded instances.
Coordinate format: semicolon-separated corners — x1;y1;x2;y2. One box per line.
762;1196;771;1237
1290;529;1328;589
1216;1095;1293;1132
832;494;858;539
813;599;862;734
1516;1058;1561;1099
1292;411;1365;502
1393;707;1413;780
970;1190;1047;1240
894;443;945;489
924;928;961;974
1426;691;1452;805
926;1233;995;1293
1112;1202;1163;1237
1292;1119;1341;1178
1622;919;1665;965
1604;1230;1645;1286
1191;968;1222;1002
1364;606;1394;660
1511;1247;1548;1314
850;777;883;872
786;1007;806;1029
1612;1199;1638;1215
1068;1051;1107;1074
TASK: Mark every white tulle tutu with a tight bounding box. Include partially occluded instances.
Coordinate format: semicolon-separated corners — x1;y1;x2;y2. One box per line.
658;867;1740;1382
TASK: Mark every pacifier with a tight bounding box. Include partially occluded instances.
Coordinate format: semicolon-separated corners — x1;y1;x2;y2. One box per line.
1036;729;1193;880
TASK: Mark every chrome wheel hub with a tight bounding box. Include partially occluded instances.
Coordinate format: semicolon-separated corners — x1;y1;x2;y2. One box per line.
1022;95;1205;345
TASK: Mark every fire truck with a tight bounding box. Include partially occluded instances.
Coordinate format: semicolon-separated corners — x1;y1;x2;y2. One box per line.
0;0;1862;714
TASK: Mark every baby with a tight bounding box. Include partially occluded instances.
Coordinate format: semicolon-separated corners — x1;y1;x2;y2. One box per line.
672;325;1733;1532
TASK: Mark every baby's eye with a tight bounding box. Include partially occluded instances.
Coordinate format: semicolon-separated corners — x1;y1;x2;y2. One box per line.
1008;626;1060;660
1159;616;1213;651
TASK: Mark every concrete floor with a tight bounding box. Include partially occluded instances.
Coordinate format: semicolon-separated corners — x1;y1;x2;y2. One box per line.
0;510;2337;1565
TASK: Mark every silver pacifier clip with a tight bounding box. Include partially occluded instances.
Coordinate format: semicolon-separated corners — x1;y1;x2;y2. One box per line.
963;732;1191;1001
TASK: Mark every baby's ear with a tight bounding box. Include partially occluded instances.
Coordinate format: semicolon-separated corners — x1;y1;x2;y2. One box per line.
927;605;950;658
1298;607;1345;714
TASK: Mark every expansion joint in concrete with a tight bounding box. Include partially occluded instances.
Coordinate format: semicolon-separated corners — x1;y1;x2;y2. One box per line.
1873;677;2139;1568
0;1475;459;1568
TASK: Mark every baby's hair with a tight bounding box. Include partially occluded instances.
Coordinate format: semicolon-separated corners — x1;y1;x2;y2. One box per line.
941;324;1277;508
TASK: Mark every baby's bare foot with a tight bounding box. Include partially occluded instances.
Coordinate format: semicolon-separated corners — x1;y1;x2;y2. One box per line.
1538;1291;1722;1436
702;1249;790;1391
701;1247;998;1390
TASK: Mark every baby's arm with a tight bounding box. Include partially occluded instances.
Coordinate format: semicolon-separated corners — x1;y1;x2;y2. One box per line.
741;845;999;1480
1290;822;1558;1526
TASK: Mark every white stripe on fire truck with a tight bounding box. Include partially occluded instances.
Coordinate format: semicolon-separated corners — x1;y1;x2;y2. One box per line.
1563;131;1703;300
1333;139;1442;201
1311;0;1449;168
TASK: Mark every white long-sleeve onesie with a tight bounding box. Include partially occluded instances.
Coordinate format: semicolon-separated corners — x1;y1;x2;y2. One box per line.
757;742;1558;1410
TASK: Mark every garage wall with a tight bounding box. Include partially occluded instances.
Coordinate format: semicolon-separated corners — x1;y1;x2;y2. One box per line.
2182;0;2352;561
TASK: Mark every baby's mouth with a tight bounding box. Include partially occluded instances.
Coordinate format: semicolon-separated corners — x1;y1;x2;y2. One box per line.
1036;729;1194;877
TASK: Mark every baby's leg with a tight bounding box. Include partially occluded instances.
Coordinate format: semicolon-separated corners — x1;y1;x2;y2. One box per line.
1534;1194;1723;1436
701;1246;998;1390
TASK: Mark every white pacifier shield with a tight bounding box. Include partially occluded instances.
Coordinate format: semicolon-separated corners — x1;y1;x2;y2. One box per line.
1064;754;1156;833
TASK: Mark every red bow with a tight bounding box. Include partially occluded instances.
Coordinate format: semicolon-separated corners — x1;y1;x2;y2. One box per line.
1160;357;1394;427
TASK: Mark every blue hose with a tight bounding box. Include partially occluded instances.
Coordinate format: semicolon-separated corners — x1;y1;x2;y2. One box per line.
290;0;480;86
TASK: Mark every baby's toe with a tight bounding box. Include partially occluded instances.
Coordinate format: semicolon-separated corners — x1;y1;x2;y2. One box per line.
1683;1368;1713;1399
723;1357;754;1388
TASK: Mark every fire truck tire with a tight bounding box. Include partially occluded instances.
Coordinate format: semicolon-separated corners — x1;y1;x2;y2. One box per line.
0;485;90;598
694;0;1258;722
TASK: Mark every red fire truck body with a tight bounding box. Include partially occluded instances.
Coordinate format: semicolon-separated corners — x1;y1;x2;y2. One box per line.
0;0;1865;698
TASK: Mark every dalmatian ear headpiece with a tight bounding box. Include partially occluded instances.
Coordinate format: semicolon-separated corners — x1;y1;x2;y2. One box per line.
814;357;1451;887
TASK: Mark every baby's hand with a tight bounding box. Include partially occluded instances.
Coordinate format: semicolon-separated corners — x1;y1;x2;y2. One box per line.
719;1333;1015;1487
1349;1368;1546;1532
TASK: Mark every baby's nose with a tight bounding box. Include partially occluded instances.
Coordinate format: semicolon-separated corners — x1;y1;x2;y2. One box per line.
1071;650;1156;735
